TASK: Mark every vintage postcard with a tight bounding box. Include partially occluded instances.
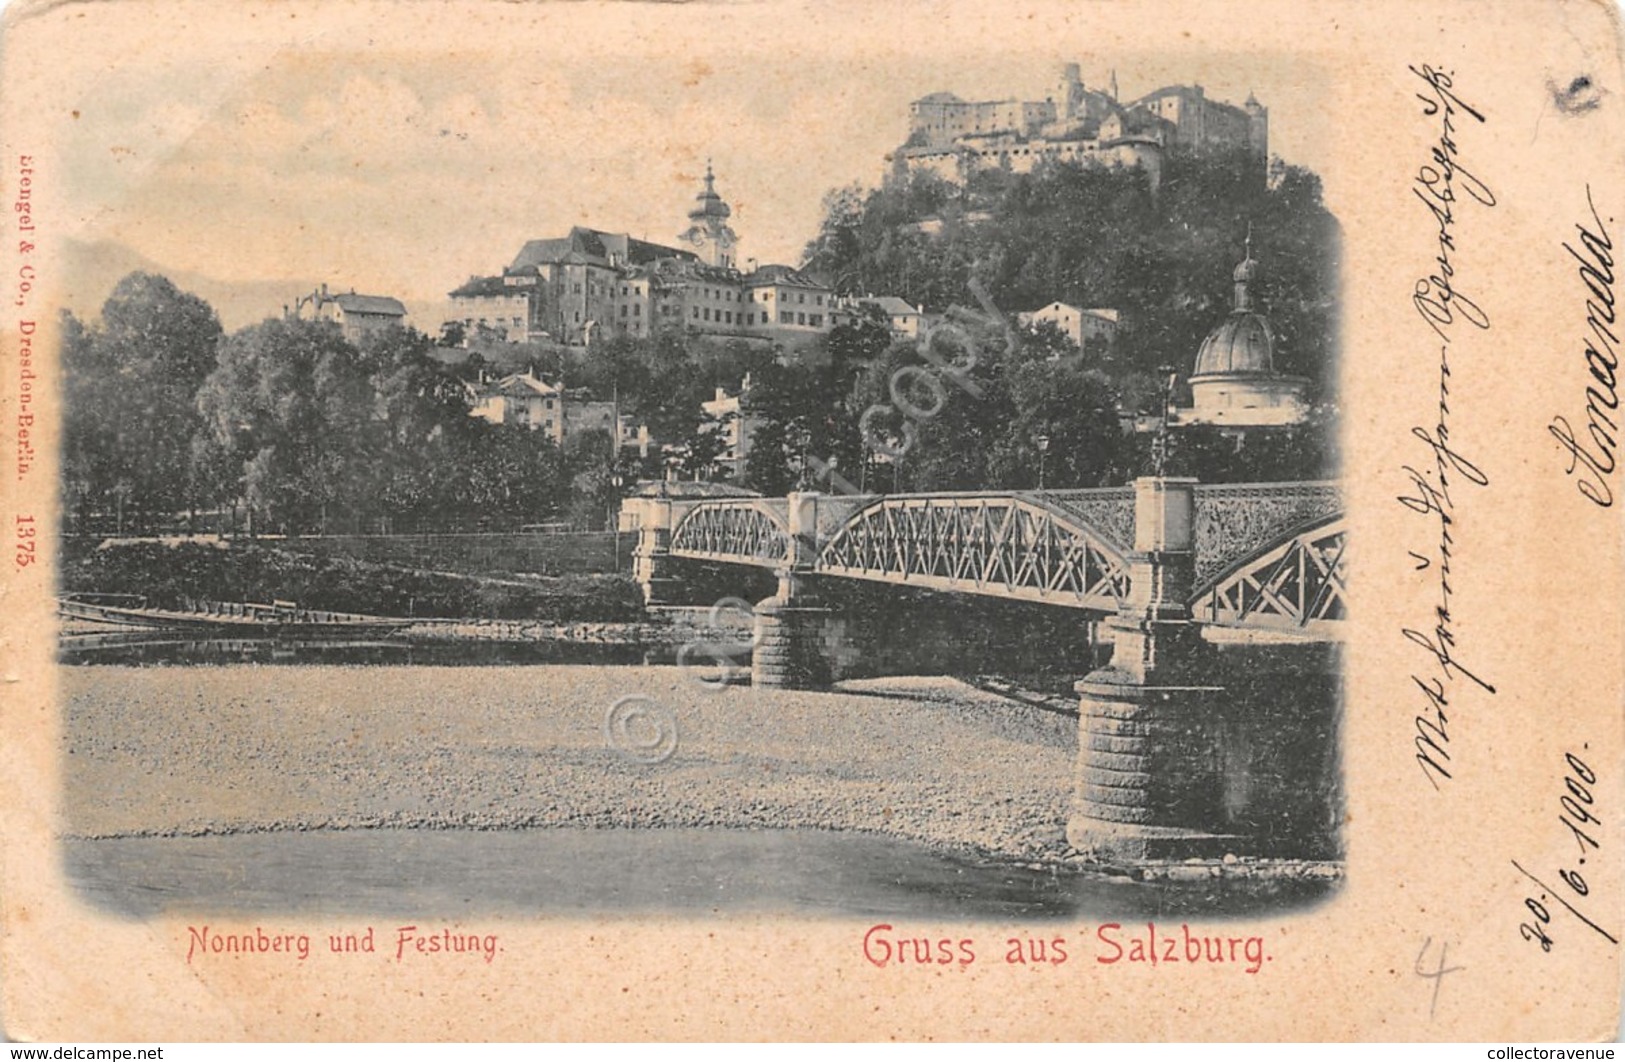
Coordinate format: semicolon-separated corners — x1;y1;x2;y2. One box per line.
0;0;1620;1042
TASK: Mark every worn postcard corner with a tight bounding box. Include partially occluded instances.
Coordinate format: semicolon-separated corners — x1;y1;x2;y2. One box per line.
0;0;1621;1043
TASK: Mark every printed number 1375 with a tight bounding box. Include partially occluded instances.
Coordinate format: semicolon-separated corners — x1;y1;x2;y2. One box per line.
15;513;36;568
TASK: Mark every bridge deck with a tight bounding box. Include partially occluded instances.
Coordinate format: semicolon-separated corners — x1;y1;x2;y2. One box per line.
662;483;1345;637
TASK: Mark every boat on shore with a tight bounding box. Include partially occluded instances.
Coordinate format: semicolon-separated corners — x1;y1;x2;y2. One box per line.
57;593;412;639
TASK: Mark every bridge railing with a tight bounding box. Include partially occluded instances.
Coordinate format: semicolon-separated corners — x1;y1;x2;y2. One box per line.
651;481;1347;638
1191;481;1342;586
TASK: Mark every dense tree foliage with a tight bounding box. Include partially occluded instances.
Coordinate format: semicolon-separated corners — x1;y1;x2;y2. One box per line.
61;274;223;530
802;148;1340;397
65;147;1341;539
65;276;636;535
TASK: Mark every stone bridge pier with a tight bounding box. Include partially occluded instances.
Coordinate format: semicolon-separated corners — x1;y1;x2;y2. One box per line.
752;493;838;689
637;477;1344;864
1067;477;1234;863
630;496;683;606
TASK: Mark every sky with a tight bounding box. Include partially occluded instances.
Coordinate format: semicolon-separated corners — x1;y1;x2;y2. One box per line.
34;1;1337;331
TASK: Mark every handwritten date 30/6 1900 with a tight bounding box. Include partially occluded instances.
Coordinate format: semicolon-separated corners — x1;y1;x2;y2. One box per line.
1515;748;1617;953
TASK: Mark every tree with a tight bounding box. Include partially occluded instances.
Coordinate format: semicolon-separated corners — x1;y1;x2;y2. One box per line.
673;411;728;481
990;360;1123;488
63;273;223;530
561;428;620;530
60;309;112;531
357;325;478;529
437;320;467;348
742;415;794;495
194;317;373;534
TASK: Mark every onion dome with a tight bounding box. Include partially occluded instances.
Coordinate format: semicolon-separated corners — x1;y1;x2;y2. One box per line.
1193;238;1275;376
688;162;732;222
1194;313;1276;376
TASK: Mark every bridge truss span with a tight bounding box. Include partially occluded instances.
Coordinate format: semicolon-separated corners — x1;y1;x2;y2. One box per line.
815;493;1131;611
1188;513;1348;638
668;500;791;567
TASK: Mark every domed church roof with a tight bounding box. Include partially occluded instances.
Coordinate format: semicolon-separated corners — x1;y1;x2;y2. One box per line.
1194;312;1276;376
688;162;732;221
1192;238;1277;377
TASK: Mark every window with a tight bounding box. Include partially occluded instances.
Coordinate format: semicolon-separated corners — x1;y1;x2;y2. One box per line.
810;314;823;327
545;400;554;410
725;311;733;324
797;312;806;325
798;293;805;304
633;305;641;317
621;305;628;317
573;283;582;294
780;311;792;324
816;295;823;306
574;312;581;323
622;286;628;296
747;313;754;326
693;306;700;319
512;317;522;328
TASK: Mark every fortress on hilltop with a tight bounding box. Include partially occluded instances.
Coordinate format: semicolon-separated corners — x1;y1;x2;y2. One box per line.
892;63;1267;189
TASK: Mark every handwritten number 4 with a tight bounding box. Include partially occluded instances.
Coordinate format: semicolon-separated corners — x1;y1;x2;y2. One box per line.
1415;937;1464;1019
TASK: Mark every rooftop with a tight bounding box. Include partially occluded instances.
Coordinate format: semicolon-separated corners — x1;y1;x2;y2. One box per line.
448;275;515;299
510;226;696;272
330;292;406;317
744;263;829;290
861;296;920;317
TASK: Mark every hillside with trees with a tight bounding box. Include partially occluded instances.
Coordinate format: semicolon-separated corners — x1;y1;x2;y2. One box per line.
802;147;1340;392
61;150;1339;535
742;146;1342;492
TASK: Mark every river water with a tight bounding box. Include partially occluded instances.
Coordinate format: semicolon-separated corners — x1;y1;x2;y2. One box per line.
66;827;1333;922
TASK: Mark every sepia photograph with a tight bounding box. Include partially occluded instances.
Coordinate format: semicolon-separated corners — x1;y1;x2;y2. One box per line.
0;0;1619;1043
55;39;1343;927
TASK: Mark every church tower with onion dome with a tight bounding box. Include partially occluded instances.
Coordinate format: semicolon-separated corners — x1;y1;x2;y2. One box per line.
1184;232;1311;427
680;161;739;270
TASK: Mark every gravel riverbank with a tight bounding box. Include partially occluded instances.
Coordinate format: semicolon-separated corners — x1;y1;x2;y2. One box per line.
62;665;1079;861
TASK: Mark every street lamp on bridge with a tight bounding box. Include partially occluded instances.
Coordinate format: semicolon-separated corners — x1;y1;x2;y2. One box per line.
1036;435;1050;491
1151;364;1179;478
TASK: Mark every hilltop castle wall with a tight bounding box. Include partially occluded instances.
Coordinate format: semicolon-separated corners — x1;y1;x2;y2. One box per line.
896;64;1265;188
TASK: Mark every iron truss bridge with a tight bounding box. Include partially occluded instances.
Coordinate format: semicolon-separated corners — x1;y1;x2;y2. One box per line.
667;483;1345;639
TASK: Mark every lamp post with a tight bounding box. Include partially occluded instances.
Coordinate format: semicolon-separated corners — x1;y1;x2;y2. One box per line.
610;472;625;572
1152;364;1178;477
1036;434;1050;491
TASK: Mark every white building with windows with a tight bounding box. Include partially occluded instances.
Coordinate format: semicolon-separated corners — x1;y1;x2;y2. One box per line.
469;371;618;446
700;376;764;480
1018;302;1120;352
445;166;834;349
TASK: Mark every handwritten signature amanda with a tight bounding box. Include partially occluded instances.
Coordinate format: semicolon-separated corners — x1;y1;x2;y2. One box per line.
1548;185;1619;508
